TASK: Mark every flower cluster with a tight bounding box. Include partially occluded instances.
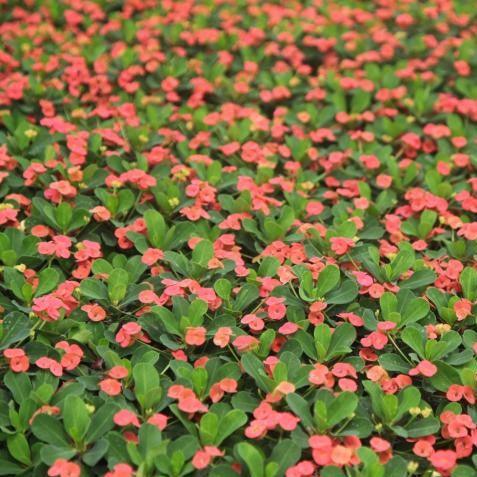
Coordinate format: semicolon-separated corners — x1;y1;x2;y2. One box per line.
0;1;475;476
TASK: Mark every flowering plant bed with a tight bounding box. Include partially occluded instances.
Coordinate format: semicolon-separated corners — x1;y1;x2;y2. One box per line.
0;1;476;476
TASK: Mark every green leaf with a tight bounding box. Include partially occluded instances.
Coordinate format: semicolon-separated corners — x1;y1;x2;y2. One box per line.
62;395;91;444
327;392;358;427
326;280;358;305
315;265;340;297
379;353;411;373
314;324;332;361
241;353;274;392
4;371;32;403
460;267;477;301
0;313;31;351
380;292;397;320
199;412;219;445
80;278;108;300
108;268;129;304
85;403;119;444
401;326;425;359
144;209;167;248
321;466;346;477
395;386;421;422
429;361;461;392
389;249;415;281
39;445;77;466
55;202;72;231
133;362;162;410
0;457;23;476
7;434;31;466
417;210;437;239
258;257;280;277
269;439;301;476
216;409;247;445
3;268;25;301
234;284;259;311
82;438;109;466
338;417;373;438
192;240;214;268
150;306;181;336
236;442;264;477
31;414;70;447
286;393;314;429
453;465;477;477
401;298;430;325
327;323;356;360
263;219;283;242
214;278;232;300
405;417;440;438
35;268;60;297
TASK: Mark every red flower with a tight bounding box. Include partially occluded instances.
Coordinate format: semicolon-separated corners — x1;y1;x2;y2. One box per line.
38;235;72;259
113;410;141;427
213;327;232;348
81;303;106;321
147;413;168;430
192;446;224;470
409;360;437;378
232;335;260;352
99;378;122;396
48;459;81;477
141;248;164;265
330;237;355;255
454;298;472;321
429;450;457;473
3;348;29;372
104;464;134;477
185;326;206;346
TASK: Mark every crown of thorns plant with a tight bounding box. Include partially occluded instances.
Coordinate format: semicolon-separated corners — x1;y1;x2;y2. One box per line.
0;1;476;476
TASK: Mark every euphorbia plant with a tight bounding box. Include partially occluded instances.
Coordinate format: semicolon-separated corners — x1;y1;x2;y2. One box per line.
0;1;475;476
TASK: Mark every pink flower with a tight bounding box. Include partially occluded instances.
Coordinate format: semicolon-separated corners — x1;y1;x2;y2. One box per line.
32;295;66;321
113;409;141;427
306;201;324;216
168;385;208;414
309;364;332;386
44;181;77;203
36;357;63;377
138;290;161;304
104;463;134;477
3;348;29;372
99;378;122;396
429;450;457;472
409;360;437;377
266;296;286;320
330;237;355;255
38;235;72;259
81;303;106;321
232;335;260;352
185;327;206;346
90;206;111;221
279;412;300;431
48;459;81;477
458;222;477;240
115;322;148;348
142;248;164;265
286;460;315;477
213;327;232;348
147;413;168;430
454;298;472;321
278;322;300;335
192;447;224;470
108;366;129;379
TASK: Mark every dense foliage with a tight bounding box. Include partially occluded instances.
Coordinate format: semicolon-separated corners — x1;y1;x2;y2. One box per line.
0;1;476;476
